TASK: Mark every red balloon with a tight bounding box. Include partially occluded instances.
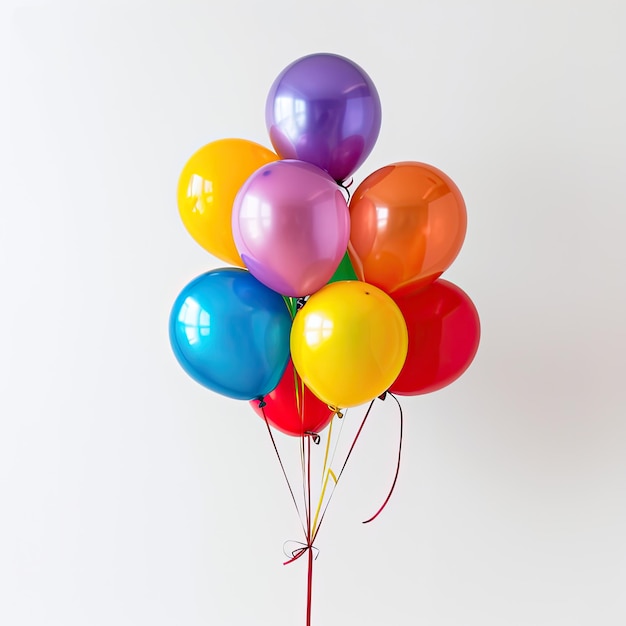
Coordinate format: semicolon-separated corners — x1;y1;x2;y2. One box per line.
250;359;334;436
390;280;480;395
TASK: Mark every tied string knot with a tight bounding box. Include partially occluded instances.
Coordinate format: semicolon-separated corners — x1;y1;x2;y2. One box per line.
328;405;344;419
283;540;319;565
337;177;354;202
305;431;321;445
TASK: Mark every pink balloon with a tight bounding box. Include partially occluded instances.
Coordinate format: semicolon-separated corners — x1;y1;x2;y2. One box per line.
232;160;350;297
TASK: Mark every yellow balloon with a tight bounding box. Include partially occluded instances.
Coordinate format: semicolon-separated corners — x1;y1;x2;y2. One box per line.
290;281;408;409
177;138;279;266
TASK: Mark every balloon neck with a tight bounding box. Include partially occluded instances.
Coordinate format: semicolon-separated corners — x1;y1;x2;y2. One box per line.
328;405;344;419
337;176;354;202
304;431;321;445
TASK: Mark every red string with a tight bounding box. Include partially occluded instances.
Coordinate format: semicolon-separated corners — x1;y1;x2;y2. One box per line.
280;432;316;626
265;392;404;625
311;398;376;544
305;435;313;626
260;405;307;538
306;537;313;626
362;392;404;524
282;541;319;565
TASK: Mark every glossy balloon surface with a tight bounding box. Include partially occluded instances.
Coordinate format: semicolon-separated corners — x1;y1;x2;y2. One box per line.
290;281;408;408
266;53;382;182
249;359;334;437
169;268;292;400
177;138;278;266
390;279;480;395
232;160;350;297
348;162;467;296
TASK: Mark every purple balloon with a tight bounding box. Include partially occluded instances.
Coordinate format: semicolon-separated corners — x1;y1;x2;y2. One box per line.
266;53;382;183
232;160;350;297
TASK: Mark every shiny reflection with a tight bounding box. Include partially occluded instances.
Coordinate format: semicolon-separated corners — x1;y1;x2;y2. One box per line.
176;138;278;267
187;175;213;214
303;313;334;347
390;279;480;396
238;194;273;242
348;162;467;295
290;281;408;409
169;268;292;401
178;297;210;346
274;95;308;135
376;206;389;229
265;53;381;182
232;160;350;297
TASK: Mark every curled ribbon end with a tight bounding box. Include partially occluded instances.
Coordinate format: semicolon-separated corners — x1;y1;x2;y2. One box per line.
362;392;403;525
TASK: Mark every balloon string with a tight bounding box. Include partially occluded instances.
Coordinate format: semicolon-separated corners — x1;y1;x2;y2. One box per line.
310;411;336;535
282;436;317;626
305;434;314;626
282;296;298;319
338;177;354;203
282;541;319;565
312;398;376;544
306;435;312;545
362;392;404;524
320;417;334;487
293;367;302;419
327;407;348;473
311;468;337;536
300;434;310;533
261;405;307;538
306;532;313;626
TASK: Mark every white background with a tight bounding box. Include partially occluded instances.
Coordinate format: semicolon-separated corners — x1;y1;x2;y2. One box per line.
1;1;625;625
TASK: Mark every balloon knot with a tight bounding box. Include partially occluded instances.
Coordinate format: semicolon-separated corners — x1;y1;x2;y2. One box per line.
258;398;267;408
283;540;319;565
337;177;354;201
328;405;344;419
305;431;321;445
378;391;387;401
296;296;309;309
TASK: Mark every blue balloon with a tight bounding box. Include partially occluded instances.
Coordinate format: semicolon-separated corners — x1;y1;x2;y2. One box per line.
169;268;292;400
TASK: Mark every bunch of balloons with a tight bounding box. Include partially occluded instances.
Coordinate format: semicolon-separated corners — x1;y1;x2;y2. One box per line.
169;51;480;626
170;52;479;424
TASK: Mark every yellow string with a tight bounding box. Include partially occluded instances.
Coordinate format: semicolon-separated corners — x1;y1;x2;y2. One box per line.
311;416;333;535
320;418;334;486
311;468;337;536
293;367;301;415
311;409;342;535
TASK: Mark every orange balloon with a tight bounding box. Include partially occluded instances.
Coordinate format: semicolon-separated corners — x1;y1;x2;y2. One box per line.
348;162;467;295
